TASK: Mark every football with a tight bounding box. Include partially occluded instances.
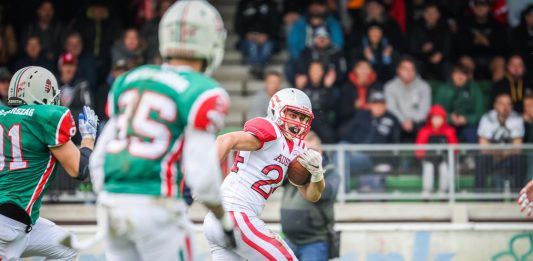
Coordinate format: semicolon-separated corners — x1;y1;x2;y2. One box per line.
287;156;311;186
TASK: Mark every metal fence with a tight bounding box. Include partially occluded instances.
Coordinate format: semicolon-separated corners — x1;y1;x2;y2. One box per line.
44;144;533;203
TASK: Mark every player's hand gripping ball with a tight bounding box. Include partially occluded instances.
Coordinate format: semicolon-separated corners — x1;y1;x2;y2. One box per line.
287;155;311;186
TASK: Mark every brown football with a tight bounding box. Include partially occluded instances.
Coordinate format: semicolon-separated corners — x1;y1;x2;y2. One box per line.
287;156;311;186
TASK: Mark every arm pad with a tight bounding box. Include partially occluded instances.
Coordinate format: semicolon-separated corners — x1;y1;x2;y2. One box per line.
76;147;93;181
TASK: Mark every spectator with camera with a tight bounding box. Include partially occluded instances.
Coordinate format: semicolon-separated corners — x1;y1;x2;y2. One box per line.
281;131;340;261
384;57;431;142
435;64;485;143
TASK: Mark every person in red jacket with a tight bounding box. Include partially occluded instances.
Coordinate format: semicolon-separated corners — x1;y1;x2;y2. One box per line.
416;105;458;194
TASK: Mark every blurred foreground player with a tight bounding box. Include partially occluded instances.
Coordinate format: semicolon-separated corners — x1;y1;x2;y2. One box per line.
0;66;98;260
89;1;238;260
518;180;533;216
203;88;325;260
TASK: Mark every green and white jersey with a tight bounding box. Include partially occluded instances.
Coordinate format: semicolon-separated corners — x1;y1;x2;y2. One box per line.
0;105;76;224
102;64;229;198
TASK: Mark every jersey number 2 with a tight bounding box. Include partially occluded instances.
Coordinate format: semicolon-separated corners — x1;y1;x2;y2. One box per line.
107;90;177;159
0;124;28;171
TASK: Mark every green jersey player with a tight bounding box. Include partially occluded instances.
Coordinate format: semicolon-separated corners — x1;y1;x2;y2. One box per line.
0;66;98;260
89;1;237;260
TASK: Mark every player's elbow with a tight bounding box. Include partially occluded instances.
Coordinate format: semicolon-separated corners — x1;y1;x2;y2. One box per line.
306;193;322;203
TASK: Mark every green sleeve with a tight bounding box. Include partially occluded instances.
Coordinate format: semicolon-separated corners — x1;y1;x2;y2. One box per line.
434;84;453;122
466;86;485;124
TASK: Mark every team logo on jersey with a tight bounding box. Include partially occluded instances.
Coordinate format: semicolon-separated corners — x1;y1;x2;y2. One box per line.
274;154;290;167
44;79;52;93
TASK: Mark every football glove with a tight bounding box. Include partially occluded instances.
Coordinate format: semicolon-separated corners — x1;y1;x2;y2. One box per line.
219;213;238;249
518;180;533;217
79;106;98;139
297;149;324;183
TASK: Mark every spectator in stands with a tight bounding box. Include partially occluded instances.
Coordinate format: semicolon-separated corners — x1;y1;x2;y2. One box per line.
0;21;17;66
338;60;382;127
339;91;401;144
235;0;279;79
523;95;533;143
408;3;451;81
0;67;11;106
455;0;508;80
416;105;458;193
140;0;174;64
246;71;283;119
476;93;526;190
296;27;346;85
348;0;404;52
64;31;97;89
21;0;64;62
384;57;431;142
297;62;339;143
491;55;533;113
352;23;397;81
458;55;477;81
14;35;54;71
490;56;507;83
508;0;533;28
288;0;343;61
281;0;310;35
57;52;92;144
435;65;485;143
512;5;533;71
281;131;339;261
73;0;121;82
111;28;145;70
96;59;127;121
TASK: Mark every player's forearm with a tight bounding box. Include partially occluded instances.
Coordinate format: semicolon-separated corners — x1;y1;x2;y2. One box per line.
80;137;95;150
304;179;325;202
216;134;236;162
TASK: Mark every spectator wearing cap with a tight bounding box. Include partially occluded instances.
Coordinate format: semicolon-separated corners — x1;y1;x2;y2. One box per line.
352;23;398;81
246;71;283;120
140;0;174;64
339;91;401;144
96;59;128;121
435;65;485;143
297;62;339;143
111;28;145;70
64;31;97;89
338;60;382;127
57;52;92;144
73;0;121;83
348;0;404;52
454;0;508;80
476;93;526;190
295;26;346;86
0;67;11;106
415;105;458;193
20;0;64;62
384;57;431;142
287;0;343;61
408;3;451;81
14;35;54;71
491;55;533;113
235;0;279;79
512;5;533;69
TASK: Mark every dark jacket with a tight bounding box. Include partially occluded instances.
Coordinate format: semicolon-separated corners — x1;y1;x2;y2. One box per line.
338;70;382;125
235;0;279;41
456;16;508;58
21;20;65;60
491;74;533;113
434;80;485;125
14;54;54;72
301;83;339;125
339;110;401;144
281;156;339;244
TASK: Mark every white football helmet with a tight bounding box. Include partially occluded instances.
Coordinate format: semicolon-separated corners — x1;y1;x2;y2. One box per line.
159;0;226;75
267;88;314;140
8;66;60;106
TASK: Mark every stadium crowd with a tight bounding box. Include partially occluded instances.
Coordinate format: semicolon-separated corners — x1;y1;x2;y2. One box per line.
0;0;531;146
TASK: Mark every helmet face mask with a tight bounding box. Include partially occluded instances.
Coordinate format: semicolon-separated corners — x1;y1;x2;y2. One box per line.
267;89;314;140
8;66;60;107
158;0;226;75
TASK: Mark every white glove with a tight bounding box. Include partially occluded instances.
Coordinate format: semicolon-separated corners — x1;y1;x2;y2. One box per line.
518;180;533;217
78;106;98;139
297;149;324;183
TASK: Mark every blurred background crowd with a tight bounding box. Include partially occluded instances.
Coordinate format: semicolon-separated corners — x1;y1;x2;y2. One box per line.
0;0;532;193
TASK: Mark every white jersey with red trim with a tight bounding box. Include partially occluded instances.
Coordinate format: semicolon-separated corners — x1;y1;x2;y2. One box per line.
221;117;306;216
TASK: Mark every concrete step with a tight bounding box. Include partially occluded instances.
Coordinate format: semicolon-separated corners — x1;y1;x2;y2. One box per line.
222;50;289;65
219;80;244;95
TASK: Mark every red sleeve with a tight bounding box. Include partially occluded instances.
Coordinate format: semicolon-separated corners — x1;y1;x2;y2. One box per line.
243;118;278;149
445;127;459;144
415;128;430;159
191;91;229;132
57;110;76;145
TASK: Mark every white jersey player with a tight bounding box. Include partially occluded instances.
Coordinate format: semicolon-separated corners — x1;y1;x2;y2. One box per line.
518;179;533;216
203;88;326;260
